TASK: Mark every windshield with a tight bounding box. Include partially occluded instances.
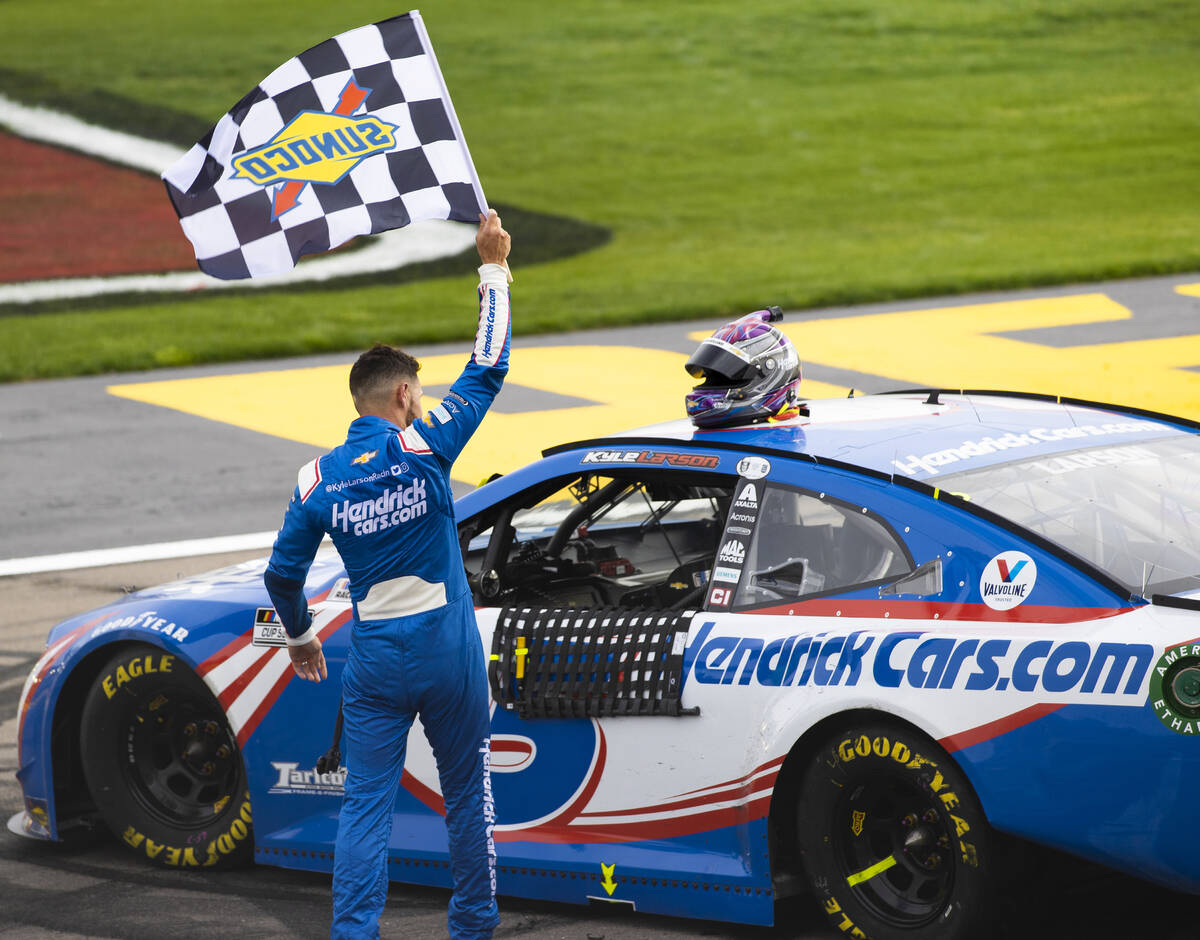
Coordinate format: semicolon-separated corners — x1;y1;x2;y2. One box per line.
940;433;1200;596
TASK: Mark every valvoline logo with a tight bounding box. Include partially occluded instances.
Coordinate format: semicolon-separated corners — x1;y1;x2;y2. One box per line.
980;551;1037;611
229;79;398;219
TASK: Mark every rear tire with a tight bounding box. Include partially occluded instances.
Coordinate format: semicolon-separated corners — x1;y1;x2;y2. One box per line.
797;722;994;940
80;644;253;869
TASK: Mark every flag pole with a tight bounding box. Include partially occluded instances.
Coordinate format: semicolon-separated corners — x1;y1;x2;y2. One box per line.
410;10;489;217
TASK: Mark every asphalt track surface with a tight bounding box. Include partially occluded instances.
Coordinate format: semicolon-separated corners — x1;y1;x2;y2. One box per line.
5;274;1200;937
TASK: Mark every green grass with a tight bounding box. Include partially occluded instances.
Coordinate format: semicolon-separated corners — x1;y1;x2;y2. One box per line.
1;0;1198;380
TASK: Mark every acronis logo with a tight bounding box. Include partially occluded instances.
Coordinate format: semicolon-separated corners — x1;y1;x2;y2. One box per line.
229;79;397;218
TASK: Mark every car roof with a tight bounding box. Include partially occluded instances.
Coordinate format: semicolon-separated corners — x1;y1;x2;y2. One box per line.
594;390;1198;481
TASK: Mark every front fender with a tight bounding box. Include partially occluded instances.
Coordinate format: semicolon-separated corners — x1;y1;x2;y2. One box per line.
15;601;258;840
15;552;349;842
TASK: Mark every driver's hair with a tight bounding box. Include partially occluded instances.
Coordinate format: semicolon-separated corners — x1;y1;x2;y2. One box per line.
349;343;420;410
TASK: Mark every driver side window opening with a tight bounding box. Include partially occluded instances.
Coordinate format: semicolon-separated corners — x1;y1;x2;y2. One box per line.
732;485;912;610
460;470;735;610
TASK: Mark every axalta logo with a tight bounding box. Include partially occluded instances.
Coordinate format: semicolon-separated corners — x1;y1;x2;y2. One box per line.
682;622;1153;700
331;478;427;535
733;482;758;510
980;552;1037;611
268;761;347;795
718;539;745;564
351;449;378;466
228;79;397;218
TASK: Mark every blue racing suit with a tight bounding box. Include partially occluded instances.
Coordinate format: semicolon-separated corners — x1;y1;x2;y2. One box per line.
264;263;511;940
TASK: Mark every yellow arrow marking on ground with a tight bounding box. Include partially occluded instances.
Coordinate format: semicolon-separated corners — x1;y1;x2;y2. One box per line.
600;862;617;896
107;346;847;487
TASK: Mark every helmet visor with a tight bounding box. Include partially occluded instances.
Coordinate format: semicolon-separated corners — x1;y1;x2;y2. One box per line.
685;340;755;388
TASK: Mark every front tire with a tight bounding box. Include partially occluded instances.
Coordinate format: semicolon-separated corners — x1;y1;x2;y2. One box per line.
80;644;253;869
797;722;993;940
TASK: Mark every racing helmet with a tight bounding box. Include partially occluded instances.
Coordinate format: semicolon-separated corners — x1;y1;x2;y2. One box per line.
685;306;802;428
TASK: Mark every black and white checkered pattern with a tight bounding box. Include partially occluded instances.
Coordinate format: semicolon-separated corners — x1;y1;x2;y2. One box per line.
162;12;486;280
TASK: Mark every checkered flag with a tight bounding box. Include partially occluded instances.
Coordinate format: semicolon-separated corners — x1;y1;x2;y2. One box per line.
162;11;487;280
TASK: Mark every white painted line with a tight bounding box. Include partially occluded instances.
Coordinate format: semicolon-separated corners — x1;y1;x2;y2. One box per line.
0;532;279;578
0;94;183;175
0;94;477;303
0;222;476;303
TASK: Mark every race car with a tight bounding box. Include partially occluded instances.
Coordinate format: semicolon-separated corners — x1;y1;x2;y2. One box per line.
13;387;1200;940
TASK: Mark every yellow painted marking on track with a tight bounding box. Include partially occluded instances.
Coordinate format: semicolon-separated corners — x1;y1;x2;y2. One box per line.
108;346;849;486
108;364;359;449
691;292;1200;419
1176;283;1200;299
846;854;897;887
109;291;1200;489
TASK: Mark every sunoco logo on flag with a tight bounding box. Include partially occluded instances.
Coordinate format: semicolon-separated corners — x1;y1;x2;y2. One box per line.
230;80;398;219
163;11;487;280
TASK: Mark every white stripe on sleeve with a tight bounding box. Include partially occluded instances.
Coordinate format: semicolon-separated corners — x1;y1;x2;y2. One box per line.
473;263;510;367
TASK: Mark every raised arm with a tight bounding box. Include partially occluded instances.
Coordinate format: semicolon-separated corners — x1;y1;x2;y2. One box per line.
414;209;513;466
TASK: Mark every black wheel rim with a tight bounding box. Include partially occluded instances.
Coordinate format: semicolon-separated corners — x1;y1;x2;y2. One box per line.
833;773;956;929
119;686;240;828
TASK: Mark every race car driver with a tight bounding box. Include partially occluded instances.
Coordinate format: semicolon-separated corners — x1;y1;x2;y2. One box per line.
263;208;511;940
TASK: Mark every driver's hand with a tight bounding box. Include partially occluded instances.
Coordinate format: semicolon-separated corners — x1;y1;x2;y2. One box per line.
288;637;327;682
476;209;511;276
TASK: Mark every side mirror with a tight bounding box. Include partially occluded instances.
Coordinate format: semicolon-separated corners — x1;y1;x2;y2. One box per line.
879;558;942;598
469;568;502;600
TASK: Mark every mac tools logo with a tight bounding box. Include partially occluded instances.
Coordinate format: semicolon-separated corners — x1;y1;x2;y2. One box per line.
718;539;746;565
979;552;1037;610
